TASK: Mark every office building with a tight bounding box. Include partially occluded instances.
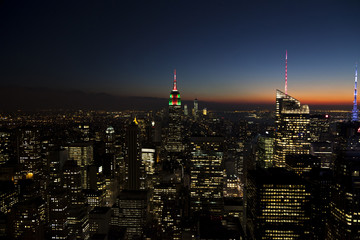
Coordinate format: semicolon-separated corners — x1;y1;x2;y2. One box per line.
66;142;93;189
9;197;46;240
113;190;147;239
327;150;360;239
247;167;312;239
47;186;69;239
63;160;85;205
125;119;145;190
256;135;274;168
274;90;310;167
190;137;225;216
89;207;111;237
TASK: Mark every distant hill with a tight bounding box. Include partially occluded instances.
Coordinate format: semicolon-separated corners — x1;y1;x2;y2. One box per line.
0;86;167;111
0;86;350;111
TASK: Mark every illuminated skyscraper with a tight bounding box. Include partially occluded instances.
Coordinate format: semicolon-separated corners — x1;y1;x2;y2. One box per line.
0;129;14;165
274;90;310;167
193;98;198;119
63;160;85;205
247;168;312;239
190;137;225;216
152;173;182;239
19;128;42;177
184;104;188;116
114;190;147;239
105;126;115;154
256;135;274;168
352;64;358;122
166;69;184;152
66;142;93;189
47;186;69;239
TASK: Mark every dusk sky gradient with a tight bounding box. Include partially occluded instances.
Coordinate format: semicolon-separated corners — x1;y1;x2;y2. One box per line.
1;0;360;106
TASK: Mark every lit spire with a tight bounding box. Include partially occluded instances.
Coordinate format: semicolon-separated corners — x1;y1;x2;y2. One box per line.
352;63;358;122
285;50;288;95
173;69;177;91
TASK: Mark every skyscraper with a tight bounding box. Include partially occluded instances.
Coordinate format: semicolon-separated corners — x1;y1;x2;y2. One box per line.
9;197;46;240
47;186;69;239
327;150;360;239
256;135;274;168
184;104;188;116
125;119;145;190
66;142;93;189
19;128;42;177
190;137;224;216
193;98;198;119
247;168;312;239
274;90;310;167
166;69;184;152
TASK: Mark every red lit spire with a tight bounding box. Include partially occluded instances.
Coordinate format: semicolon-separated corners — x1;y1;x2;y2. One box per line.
173;69;177;91
285;50;288;95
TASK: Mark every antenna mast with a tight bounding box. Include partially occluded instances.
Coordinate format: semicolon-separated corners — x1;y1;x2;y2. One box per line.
352;63;358;121
173;69;177;91
285;50;288;95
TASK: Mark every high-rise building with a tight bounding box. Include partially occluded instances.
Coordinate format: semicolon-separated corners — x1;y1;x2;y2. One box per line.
48;148;68;185
166;69;184;152
125;119;145;190
66;142;93;189
274;90;310;167
62;160;85;206
0;129;14;165
47;186;69;239
113;190;147;239
19;128;42;177
193;98;198;119
105;126;115;154
327;150;360;239
256;135;274;168
184;104;188;116
0;180;18;215
9;197;46;240
309;114;331;142
285;154;320;175
310;142;333;169
190;137;225;216
247;167;312;239
89;207;111;237
67;205;90;240
152;173;182;239
104;126;117;179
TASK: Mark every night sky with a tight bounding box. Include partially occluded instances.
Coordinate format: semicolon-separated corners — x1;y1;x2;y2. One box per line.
1;0;360;106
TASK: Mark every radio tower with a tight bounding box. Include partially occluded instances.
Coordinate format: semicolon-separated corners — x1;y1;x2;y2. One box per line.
285;50;288;95
352;63;358;122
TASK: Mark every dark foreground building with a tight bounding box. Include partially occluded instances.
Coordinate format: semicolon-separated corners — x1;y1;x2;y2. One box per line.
247;167;312;239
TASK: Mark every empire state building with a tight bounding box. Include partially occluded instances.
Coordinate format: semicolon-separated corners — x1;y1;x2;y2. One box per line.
166;69;184;152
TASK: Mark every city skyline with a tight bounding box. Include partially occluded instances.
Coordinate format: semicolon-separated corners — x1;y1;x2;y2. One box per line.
1;1;360;107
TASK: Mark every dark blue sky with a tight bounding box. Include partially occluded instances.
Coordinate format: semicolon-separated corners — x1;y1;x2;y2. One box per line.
1;0;360;104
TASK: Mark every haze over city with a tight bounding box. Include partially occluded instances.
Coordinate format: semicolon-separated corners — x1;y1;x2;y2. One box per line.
1;0;360;109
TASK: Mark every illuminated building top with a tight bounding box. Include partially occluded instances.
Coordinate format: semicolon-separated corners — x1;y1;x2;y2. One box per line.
169;69;181;106
274;89;310;168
